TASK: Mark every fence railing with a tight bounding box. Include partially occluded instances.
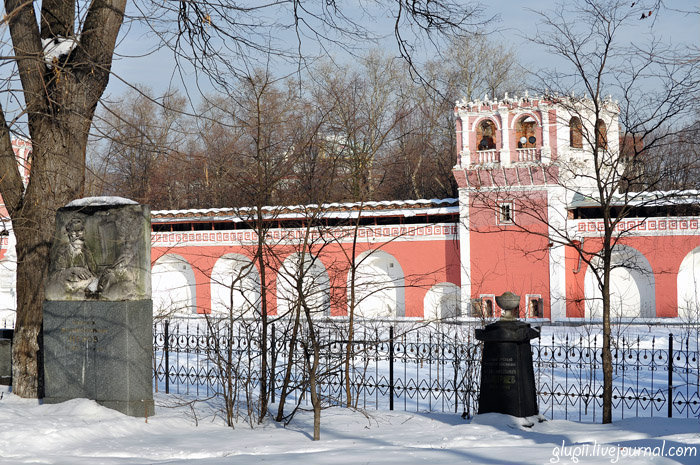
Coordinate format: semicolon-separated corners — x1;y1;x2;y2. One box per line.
153;321;700;422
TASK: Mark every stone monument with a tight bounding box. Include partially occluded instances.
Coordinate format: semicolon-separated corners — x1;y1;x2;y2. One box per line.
475;291;539;417
0;328;11;385
43;197;154;417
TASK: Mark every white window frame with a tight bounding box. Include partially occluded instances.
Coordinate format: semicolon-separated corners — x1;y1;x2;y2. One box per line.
525;293;543;319
479;294;496;318
497;201;514;225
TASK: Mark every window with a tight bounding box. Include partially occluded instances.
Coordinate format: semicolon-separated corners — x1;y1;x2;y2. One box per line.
526;294;543;318
478;294;496;318
515;115;537;148
596;119;608;149
569;117;582;148
498;202;513;224
476;120;497;150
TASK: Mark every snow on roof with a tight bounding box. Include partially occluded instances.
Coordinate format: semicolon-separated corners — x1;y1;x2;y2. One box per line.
570;190;700;209
152;198;459;223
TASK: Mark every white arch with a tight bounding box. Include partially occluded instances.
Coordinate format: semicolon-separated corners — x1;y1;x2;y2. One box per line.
152;254;197;317
584;245;655;319
510;111;542;129
423;282;461;321
677;246;700;321
211;253;261;318
350;250;405;319
277;253;330;317
470;116;501;132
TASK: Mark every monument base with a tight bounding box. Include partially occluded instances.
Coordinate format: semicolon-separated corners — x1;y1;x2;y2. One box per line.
475;319;539;417
43;300;154;417
0;329;11;385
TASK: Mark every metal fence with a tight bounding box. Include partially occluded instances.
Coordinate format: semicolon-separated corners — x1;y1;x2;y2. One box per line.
153;320;700;422
153;321;481;416
534;332;700;421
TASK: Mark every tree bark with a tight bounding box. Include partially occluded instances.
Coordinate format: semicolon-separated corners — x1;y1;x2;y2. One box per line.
1;0;125;398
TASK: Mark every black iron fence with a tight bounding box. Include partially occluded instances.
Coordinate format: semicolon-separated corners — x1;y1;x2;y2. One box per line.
534;332;700;421
153;320;700;422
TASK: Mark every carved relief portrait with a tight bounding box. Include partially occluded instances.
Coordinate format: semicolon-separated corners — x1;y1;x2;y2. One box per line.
45;200;151;301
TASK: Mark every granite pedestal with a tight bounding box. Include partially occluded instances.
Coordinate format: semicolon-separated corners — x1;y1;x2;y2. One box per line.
0;328;11;385
475;319;539;417
43;300;154;416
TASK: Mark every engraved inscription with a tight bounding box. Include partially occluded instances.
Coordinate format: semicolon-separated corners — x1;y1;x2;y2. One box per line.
483;356;518;390
60;319;108;352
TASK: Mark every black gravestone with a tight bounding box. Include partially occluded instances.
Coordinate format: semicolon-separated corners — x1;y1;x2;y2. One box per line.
475;319;539;417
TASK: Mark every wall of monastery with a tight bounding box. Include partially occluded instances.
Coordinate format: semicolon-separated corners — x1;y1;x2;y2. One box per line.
149;222;461;319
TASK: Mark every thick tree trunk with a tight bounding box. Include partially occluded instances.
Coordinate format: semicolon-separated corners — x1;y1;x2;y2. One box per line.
11;212;54;397
10;120;88;397
1;0;125;398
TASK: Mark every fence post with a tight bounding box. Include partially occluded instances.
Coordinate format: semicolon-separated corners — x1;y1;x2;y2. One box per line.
271;323;276;404
389;325;394;411
164;320;170;395
668;333;673;418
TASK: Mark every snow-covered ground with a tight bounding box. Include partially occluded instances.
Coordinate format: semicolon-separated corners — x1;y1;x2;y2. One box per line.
1;386;698;465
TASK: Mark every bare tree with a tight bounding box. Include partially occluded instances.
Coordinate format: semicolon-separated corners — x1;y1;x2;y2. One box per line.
0;0;126;398
462;0;699;424
381;36;525;200
88;88;189;204
0;0;488;399
309;54;407;202
443;34;526;103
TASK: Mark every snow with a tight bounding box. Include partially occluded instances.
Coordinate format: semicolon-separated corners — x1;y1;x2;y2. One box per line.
65;196;138;207
0;386;698;464
41;38;77;67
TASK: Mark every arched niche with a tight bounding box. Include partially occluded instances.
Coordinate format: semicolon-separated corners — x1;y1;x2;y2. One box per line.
584;245;655;319
349;250;405;319
515;114;539;149
423;282;461;321
152;254;197;316
569;116;583;148
277;253;330;318
677;246;700;321
596;119;608;149
211;253;261;318
476;119;497;151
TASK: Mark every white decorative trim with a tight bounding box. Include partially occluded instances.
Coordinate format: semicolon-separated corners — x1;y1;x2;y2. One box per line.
152;223;458;247
541;108;551;148
458;189;471;317
548;186;567;321
510;111;542;129
470;115;502;132
571;217;700;238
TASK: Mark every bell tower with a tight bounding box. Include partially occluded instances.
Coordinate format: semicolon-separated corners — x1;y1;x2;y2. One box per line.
452;94;619;322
